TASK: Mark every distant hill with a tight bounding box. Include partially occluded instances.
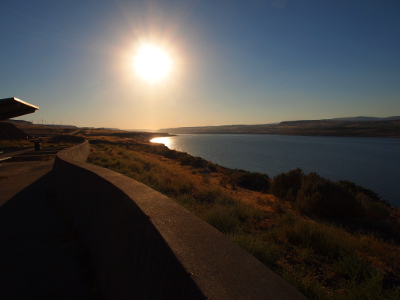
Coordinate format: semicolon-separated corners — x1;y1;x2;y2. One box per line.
125;129;159;133
159;117;400;137
6;119;77;128
4;120;78;137
330;116;400;122
96;127;121;131
5;119;33;125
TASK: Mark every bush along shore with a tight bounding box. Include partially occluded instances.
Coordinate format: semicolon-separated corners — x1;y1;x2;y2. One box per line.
86;137;400;300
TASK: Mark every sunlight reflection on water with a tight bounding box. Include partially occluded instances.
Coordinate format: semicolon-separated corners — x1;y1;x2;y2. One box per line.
150;137;174;149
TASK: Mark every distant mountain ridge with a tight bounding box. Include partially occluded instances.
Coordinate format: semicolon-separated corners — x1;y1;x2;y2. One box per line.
159;116;400;137
279;116;400;125
327;116;400;121
274;116;400;123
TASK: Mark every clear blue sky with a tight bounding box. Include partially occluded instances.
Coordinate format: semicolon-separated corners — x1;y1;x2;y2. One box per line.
2;0;399;129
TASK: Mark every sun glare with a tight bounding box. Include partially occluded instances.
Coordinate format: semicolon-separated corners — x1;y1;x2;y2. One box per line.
150;137;173;148
133;44;172;83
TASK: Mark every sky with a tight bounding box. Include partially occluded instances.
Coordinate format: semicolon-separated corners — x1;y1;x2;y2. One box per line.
1;0;400;130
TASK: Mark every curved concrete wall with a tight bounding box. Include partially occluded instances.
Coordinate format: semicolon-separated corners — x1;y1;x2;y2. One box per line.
53;141;307;300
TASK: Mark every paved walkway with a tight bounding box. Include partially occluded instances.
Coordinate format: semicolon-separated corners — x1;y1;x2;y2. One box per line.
0;148;34;159
0;153;91;299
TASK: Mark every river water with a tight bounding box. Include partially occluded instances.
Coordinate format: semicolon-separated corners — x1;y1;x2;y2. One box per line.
151;134;400;207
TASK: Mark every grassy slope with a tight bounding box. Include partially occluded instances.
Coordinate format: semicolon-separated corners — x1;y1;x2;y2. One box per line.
4;124;399;299
81;130;400;300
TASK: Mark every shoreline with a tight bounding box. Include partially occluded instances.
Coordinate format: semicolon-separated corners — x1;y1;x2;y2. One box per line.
87;138;400;299
159;132;400;138
150;135;399;208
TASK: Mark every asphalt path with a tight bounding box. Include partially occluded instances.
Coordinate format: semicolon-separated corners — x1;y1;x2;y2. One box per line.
0;155;91;299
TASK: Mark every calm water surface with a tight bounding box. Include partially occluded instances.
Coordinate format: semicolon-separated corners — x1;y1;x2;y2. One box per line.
151;134;400;207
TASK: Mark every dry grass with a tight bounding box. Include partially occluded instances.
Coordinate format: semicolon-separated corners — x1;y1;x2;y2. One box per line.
4;123;398;299
84;132;400;300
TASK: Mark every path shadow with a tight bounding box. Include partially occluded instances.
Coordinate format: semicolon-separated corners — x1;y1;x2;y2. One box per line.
0;171;90;299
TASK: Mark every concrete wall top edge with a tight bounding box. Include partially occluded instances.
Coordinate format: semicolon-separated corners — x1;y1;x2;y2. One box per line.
55;141;308;300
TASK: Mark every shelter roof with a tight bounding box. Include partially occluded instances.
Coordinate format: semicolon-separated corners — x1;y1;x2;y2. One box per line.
0;97;39;121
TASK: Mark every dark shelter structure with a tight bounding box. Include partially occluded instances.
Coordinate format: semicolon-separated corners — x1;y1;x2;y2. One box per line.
0;97;39;121
0;97;39;139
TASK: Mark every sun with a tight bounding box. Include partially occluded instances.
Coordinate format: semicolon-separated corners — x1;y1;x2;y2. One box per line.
133;44;172;83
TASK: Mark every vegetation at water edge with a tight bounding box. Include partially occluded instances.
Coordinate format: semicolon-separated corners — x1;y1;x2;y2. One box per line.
84;134;400;300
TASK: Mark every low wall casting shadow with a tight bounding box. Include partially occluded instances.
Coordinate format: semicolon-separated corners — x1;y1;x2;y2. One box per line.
53;140;307;300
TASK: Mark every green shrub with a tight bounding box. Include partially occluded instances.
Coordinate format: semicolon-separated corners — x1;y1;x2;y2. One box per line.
270;168;303;201
236;171;270;192
355;193;391;225
190;157;208;168
339;180;382;203
207;163;218;173
295;172;358;218
180;154;195;166
163;149;178;159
